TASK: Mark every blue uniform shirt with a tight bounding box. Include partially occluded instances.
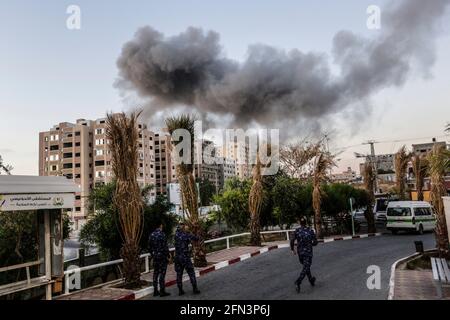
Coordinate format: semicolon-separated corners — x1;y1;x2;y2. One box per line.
290;226;318;257
149;228;169;260
174;227;198;260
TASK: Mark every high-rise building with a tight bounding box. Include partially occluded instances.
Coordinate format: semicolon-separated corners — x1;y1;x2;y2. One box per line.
219;140;251;179
154;131;176;196
39;115;170;232
39;119;94;230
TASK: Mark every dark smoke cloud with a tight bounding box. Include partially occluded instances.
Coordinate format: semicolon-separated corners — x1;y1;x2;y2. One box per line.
116;0;449;135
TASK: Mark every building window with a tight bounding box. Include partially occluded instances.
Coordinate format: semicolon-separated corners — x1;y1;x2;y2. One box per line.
95;160;105;167
63;163;73;169
75;131;81;136
75;152;80;157
49;154;59;161
75;207;81;212
44;136;49;142
75;195;81;200
63;153;73;159
95;171;105;178
95;149;104;156
51;165;58;171
75;142;81;147
50;145;59;151
75;163;81;168
95;128;105;135
50;134;59;141
63;142;73;148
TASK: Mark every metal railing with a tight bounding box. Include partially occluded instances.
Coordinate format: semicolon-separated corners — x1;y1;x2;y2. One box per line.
62;229;294;295
0;259;46;296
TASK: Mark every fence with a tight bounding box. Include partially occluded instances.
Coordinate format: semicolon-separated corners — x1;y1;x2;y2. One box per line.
62;229;294;295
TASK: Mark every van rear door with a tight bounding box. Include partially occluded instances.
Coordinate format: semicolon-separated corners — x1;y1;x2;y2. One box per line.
387;206;414;229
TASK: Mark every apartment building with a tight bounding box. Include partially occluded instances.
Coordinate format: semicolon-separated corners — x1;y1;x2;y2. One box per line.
39;119;94;229
219;139;251;179
91;117;157;192
154;132;176;196
39;115;172;231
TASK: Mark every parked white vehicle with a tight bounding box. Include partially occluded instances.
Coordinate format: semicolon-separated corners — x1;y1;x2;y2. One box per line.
374;197;390;222
386;201;436;235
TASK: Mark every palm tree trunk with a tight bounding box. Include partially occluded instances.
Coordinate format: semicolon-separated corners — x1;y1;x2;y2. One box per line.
249;158;263;246
312;186;323;239
178;169;208;267
120;240;141;286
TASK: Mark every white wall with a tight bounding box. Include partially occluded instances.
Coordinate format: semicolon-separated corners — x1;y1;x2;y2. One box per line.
443;197;450;242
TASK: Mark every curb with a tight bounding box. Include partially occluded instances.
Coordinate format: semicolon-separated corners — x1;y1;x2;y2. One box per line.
387;252;420;300
129;232;382;300
319;233;381;243
387;249;436;300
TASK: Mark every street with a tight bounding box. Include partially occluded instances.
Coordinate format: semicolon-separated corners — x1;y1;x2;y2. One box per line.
143;232;435;300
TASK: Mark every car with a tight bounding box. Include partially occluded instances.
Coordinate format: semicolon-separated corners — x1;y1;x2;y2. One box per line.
352;210;367;224
386;201;435;235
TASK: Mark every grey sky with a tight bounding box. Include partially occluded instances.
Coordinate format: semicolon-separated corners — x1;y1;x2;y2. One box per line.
0;0;449;175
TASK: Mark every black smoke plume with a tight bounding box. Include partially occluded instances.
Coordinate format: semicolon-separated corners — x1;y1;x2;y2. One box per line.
116;0;449;134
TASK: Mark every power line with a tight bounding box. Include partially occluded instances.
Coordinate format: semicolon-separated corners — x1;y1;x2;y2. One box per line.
332;134;449;153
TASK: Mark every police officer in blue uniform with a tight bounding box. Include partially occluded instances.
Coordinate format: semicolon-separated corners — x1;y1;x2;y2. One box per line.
290;216;318;293
149;222;170;297
174;222;201;296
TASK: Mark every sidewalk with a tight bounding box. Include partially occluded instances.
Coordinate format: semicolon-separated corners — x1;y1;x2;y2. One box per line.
393;269;450;300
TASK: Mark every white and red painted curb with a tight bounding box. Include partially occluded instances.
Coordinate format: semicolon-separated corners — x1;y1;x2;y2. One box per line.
123;232;382;300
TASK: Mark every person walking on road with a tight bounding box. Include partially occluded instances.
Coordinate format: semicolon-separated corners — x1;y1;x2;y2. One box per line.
174;222;201;296
149;222;171;297
290;216;318;293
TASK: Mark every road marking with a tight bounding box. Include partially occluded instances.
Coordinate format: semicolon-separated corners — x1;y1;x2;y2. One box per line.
214;261;229;270
239;253;251;261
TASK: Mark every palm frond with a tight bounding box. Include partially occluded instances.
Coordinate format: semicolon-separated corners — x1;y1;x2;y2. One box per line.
394;145;410;200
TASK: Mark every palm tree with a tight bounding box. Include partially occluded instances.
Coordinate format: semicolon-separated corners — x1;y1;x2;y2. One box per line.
394;146;410;200
165;114;207;267
106;112;144;288
249;155;264;246
411;154;428;201
427;144;450;258
362;163;377;234
312;151;335;239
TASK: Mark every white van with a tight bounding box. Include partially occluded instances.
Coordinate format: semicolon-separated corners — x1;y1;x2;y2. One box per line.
386;201;436;235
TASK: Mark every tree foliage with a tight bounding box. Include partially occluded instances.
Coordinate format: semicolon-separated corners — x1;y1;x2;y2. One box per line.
213;174;370;233
80;181;177;261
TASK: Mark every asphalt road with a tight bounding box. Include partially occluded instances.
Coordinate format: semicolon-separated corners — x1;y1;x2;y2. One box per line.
143;232;435;300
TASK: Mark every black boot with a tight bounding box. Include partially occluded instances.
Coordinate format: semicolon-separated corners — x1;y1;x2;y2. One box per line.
309;277;316;287
178;286;185;296
193;285;201;295
159;289;171;297
153;289;160;297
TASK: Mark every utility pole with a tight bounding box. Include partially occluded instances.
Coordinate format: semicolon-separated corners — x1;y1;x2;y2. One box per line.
363;140;378;194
